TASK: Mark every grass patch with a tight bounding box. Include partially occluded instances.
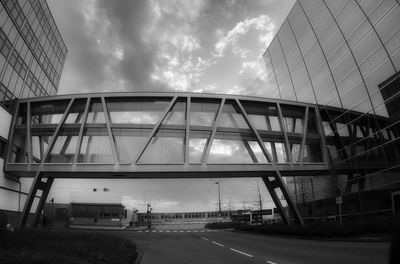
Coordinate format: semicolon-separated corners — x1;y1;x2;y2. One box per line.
0;229;137;264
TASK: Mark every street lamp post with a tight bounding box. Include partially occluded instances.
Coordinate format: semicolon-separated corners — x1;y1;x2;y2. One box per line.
147;204;152;229
216;182;221;217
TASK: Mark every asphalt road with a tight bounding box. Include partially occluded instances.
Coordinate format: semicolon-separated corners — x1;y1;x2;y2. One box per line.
105;228;390;264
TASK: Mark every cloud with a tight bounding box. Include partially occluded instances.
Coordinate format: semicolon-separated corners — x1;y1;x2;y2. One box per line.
214;15;274;58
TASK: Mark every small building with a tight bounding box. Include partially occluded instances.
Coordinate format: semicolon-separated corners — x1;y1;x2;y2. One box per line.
70;203;131;228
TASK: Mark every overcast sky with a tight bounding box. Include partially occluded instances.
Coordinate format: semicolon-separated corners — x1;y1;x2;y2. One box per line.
45;0;295;213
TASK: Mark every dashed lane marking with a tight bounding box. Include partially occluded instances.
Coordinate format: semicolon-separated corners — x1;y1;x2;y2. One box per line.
230;248;253;258
201;237;209;241
211;241;224;247
266;261;278;264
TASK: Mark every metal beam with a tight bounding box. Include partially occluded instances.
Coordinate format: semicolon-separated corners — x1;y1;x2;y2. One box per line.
27;101;32;169
33;177;54;227
135;96;178;163
73;97;91;164
299;107;309;164
185;97;190;164
315;107;329;164
102;96;119;165
262;176;290;225
243;140;258;163
277;103;292;163
202;98;225;164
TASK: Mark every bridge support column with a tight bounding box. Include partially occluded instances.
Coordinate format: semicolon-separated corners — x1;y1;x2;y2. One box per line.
262;173;304;226
19;172;54;228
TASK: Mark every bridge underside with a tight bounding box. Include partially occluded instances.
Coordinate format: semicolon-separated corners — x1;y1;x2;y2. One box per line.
5;93;397;228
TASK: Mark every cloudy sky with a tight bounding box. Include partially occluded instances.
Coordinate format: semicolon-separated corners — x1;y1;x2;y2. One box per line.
45;0;295;213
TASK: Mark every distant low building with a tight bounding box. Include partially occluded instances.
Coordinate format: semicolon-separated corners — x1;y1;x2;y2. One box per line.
43;202;133;228
136;210;232;226
70;203;132;228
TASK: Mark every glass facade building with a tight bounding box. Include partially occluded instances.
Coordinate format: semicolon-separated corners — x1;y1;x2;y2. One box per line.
264;0;400;220
0;0;67;109
0;0;66;227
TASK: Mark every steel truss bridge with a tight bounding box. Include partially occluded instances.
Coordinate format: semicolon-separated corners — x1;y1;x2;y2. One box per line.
4;93;399;227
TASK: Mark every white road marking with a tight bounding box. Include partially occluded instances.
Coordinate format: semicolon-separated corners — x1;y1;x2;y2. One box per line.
187;230;191;232
151;230;156;232
159;230;164;232
230;248;253;258
201;237;209;241
180;230;184;232
211;241;224;247
173;230;177;232
145;230;149;233
166;230;170;232
266;261;278;264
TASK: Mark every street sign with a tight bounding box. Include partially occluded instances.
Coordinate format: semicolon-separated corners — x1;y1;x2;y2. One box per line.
336;196;342;205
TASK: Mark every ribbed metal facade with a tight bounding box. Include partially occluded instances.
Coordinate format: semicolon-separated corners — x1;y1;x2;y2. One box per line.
264;0;400;118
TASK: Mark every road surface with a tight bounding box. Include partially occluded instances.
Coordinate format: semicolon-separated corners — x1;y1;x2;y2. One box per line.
104;228;390;264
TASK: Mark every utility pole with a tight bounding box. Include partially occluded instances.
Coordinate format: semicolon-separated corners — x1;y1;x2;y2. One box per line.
216;182;221;217
257;183;263;225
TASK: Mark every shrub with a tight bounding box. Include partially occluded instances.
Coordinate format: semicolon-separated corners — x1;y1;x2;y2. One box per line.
206;217;400;238
0;230;138;264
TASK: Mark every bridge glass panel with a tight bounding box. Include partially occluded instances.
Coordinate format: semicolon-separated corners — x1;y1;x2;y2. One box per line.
78;132;113;163
31;100;70;124
240;100;280;131
248;141;269;163
86;98;105;123
189;131;210;163
113;128;149;164
280;104;305;133
31;136;42;163
64;99;87;124
139;130;185;164
106;97;171;124
303;109;323;162
219;101;248;129
274;142;288;163
46;133;78;163
208;132;256;164
164;100;185;125
190;98;219;127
